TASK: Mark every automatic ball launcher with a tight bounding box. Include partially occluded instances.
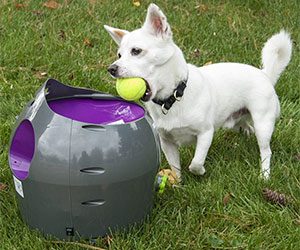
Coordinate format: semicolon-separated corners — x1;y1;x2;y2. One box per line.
8;78;161;239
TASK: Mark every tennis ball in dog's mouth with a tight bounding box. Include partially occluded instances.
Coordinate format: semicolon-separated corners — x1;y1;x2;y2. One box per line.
116;78;146;101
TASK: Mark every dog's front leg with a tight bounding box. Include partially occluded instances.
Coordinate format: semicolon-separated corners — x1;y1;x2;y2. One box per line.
160;137;181;181
189;128;214;176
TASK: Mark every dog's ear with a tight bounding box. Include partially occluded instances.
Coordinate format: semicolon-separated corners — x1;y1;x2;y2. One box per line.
143;3;172;39
104;25;129;46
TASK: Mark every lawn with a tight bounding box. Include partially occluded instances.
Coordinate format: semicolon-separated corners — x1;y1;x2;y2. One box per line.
0;0;299;249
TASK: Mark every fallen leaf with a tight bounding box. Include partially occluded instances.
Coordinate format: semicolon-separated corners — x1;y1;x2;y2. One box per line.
34;71;48;79
295;219;300;225
43;0;61;10
158;169;180;185
195;4;208;12
88;0;97;5
0;182;8;191
204;61;212;66
223;192;235;206
84;38;94;47
15;3;28;9
133;0;141;7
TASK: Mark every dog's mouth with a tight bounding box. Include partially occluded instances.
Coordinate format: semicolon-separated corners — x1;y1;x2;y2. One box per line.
141;79;152;102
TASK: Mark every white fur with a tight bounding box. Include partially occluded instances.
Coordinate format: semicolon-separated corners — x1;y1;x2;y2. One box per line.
262;30;292;85
105;3;292;180
103;25;129;46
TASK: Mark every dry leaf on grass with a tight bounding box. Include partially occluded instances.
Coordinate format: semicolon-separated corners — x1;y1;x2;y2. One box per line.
158;169;180;185
195;4;208;13
15;3;28;9
84;38;94;47
0;182;8;191
133;0;141;7
223;192;235;206
34;71;48;79
43;0;61;10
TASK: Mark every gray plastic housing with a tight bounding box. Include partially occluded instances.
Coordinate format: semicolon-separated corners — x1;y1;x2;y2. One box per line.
8;79;160;239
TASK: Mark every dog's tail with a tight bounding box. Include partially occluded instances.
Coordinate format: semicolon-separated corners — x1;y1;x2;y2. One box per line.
261;30;292;85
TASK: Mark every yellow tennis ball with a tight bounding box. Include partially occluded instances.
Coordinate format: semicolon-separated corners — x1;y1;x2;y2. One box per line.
116;78;146;101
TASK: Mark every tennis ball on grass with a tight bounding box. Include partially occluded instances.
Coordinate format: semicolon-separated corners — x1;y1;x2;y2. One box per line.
116;78;146;101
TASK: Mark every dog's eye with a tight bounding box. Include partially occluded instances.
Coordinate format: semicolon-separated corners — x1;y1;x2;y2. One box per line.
131;48;142;56
117;53;121;58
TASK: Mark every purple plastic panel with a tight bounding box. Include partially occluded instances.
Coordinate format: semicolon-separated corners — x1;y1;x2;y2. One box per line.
47;98;145;125
9;120;35;180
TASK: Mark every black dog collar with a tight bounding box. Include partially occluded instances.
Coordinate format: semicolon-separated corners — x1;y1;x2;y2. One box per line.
152;78;187;114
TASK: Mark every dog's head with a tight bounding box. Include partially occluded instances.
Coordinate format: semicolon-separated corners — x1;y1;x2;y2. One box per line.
104;3;178;101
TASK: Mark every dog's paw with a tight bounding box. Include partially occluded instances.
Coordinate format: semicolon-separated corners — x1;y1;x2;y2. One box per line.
259;169;270;180
188;163;206;176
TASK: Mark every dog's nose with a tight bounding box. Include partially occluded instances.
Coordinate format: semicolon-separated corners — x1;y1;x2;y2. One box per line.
108;64;119;76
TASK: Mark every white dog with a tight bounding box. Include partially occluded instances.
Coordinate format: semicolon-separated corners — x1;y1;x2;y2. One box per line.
104;3;292;180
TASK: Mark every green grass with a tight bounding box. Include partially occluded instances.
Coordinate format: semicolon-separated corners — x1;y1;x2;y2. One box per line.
0;0;299;249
